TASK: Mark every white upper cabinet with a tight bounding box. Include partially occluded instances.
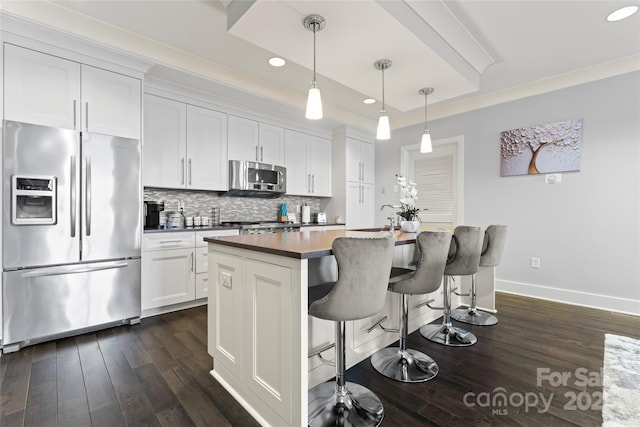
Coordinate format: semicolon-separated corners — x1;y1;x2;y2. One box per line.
186;104;228;191
4;44;80;130
284;130;331;197
143;94;227;191
4;44;141;139
81;65;141;139
258;122;285;165
228;115;259;162
346;138;375;184
143;94;187;188
228;115;285;165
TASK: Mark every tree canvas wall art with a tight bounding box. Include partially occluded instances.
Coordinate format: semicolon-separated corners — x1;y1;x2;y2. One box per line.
500;118;582;176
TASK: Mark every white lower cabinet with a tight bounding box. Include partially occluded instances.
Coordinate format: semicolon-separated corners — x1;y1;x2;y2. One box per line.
142;229;239;314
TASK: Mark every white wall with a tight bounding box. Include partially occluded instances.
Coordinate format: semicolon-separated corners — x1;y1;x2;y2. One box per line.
376;72;640;315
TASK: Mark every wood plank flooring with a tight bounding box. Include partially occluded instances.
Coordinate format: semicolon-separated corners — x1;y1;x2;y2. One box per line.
1;293;639;426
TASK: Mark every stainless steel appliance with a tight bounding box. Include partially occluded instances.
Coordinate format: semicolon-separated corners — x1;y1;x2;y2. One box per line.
221;221;300;234
2;120;142;352
226;160;286;198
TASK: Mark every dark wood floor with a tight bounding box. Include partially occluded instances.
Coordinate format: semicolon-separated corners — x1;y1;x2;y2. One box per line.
1;293;639;426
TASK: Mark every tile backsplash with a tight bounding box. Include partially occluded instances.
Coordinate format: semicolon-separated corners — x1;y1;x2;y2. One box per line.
144;187;320;222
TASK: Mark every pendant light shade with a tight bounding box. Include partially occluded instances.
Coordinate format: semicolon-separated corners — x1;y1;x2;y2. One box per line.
304;15;325;120
377;113;390;140
374;59;392;140
419;88;434;153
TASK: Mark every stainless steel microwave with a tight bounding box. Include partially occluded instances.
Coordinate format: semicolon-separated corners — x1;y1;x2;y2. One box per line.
226;160;286;198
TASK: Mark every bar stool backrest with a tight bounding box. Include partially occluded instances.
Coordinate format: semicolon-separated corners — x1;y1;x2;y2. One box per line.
480;225;508;267
391;230;452;295
309;235;395;321
444;226;483;276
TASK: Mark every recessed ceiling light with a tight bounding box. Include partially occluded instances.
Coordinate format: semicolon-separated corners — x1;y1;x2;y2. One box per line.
268;57;286;67
606;5;638;22
362;98;376;104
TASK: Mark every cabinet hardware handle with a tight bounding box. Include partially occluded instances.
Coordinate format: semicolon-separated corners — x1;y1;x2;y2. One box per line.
190;252;194;272
308;174;311;193
70;156;77;237
85;102;89;132
255;146;259;162
260;146;264;162
159;240;182;244
312;174;315;193
73;100;77;129
86;157;92;236
181;158;185;184
188;159;192;185
361;163;365;181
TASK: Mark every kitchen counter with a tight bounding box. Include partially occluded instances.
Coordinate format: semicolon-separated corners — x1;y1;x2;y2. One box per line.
203;228;417;259
143;225;240;233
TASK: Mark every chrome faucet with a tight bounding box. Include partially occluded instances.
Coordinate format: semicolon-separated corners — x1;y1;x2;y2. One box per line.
380;203;399;211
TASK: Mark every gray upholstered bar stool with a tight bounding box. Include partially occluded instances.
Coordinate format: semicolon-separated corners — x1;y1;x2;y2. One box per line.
307;235;395;427
370;230;452;383
451;225;508;326
420;225;483;347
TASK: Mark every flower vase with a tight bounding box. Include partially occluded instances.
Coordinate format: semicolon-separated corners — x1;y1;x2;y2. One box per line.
400;220;420;233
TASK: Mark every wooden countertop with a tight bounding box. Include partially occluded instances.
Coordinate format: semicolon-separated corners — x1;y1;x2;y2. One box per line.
204;228;445;259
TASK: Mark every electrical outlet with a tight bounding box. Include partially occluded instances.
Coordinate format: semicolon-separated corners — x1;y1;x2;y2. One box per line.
531;257;541;269
178;200;185;211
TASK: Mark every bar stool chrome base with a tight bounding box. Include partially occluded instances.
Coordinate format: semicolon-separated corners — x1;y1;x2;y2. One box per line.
308;381;384;427
451;307;498;326
371;348;438;383
420;323;477;347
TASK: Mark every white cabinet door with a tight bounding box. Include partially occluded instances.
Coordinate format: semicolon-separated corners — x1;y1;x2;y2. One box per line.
284;129;310;195
186;105;228;191
228;115;259;162
208;250;244;379
141;247;195;310
4;44;80;130
345;138;374;184
259;123;285;165
361;183;376;228
143;94;187;188
360;141;375;184
346;182;375;229
245;259;292;423
346;139;362;182
81;65;141;139
308;136;331;196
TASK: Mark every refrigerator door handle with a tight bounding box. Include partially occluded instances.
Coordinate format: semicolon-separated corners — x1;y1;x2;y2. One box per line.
86;157;92;236
20;261;130;278
70;156;77;237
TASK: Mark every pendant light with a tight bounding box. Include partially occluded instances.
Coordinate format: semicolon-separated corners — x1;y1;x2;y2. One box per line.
419;87;434;153
303;15;325;120
374;59;392;140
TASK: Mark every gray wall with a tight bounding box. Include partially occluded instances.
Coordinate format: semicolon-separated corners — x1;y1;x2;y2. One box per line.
376;71;640;314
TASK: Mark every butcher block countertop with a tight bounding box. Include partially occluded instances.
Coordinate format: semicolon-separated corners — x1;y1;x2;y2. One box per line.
204;228;449;259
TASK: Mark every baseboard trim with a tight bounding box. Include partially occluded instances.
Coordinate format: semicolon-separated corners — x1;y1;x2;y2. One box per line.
496;280;640;316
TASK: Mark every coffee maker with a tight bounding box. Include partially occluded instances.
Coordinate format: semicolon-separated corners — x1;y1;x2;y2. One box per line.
144;201;164;229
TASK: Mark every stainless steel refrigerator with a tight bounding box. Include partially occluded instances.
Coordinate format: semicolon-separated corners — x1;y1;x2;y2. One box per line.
2;120;141;352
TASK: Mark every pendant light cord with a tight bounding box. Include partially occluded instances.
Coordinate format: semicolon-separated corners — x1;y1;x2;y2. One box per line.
312;23;317;83
424;90;428;131
381;67;385;111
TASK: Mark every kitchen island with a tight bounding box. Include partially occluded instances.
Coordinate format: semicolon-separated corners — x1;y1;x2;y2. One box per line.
204;228;496;427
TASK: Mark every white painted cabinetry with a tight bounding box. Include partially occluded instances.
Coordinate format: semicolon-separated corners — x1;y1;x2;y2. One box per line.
142;229;239;315
228;115;285;165
326;129;376;229
4;43;141;139
284;129;331;196
143;94;227;191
